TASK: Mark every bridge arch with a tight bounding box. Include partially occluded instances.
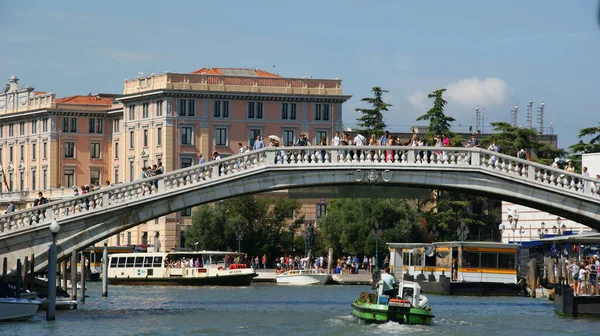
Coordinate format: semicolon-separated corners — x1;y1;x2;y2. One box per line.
0;146;599;272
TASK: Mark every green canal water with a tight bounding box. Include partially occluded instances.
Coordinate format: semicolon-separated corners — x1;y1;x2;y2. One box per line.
1;282;596;336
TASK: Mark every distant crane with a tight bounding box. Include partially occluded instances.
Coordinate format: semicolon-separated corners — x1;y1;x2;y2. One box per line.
526;99;534;129
537;102;545;134
510;105;519;127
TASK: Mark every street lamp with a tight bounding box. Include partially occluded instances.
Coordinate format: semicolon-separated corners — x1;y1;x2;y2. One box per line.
102;238;108;297
235;223;243;252
552;225;557;234
456;220;469;242
519;226;525;242
47;220;60;321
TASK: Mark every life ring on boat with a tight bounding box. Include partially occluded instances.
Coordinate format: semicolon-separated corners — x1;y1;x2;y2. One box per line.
218;266;224;271
389;298;409;303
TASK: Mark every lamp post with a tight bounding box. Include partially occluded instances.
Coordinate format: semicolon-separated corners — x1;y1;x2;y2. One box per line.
519;226;525;242
456;220;469;242
102;238;108;297
47;220;60;321
540;222;546;238
373;222;382;273
498;223;505;242
235;223;243;252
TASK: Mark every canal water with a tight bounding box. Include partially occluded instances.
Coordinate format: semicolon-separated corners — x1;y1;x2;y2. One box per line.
1;282;597;336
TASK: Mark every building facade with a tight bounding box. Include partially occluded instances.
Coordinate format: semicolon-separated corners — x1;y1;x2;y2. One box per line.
0;68;350;251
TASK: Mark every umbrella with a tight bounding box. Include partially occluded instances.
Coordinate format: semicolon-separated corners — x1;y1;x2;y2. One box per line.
268;135;281;143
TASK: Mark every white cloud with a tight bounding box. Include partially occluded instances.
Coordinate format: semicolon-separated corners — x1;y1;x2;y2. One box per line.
407;90;428;111
445;77;510;107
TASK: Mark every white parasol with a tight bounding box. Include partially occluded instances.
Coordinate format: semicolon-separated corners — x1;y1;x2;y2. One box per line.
268;135;281;143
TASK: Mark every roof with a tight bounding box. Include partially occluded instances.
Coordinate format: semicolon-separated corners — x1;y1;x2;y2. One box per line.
535;233;600;244
387;241;518;249
55;95;115;105
190;67;281;77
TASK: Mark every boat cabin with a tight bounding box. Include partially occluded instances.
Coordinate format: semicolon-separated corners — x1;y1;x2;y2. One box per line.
388;241;518;285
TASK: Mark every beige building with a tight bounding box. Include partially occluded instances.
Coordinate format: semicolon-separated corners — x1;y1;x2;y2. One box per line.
0;68;350;251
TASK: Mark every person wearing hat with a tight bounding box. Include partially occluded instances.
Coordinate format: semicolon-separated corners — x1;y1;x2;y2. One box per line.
551;158;559;169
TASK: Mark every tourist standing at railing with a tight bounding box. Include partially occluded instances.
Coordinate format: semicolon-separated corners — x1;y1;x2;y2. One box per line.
332;131;341;146
379;131;389;148
253;135;265;150
488;140;499;166
213;151;222;176
582;167;590;192
353;133;366;159
551;158;559;169
141;167;149;196
442;133;451;162
5;201;15;214
385;138;395;162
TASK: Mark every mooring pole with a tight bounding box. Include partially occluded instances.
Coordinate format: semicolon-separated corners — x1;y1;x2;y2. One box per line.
15;259;22;299
23;257;29;291
70;252;77;300
102;240;108;297
80;253;86;303
29;254;35;291
2;257;7;281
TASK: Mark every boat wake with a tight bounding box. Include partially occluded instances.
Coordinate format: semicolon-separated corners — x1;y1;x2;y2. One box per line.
327;315;430;335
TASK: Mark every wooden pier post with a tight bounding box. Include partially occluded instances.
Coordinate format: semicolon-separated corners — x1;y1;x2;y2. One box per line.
23;257;29;291
70;252;77;300
327;248;333;274
15;259;22;299
2;257;7;281
80;253;86;303
29;254;35;291
62;261;68;291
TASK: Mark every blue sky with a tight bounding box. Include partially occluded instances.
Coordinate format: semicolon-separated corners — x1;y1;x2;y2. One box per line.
0;0;598;149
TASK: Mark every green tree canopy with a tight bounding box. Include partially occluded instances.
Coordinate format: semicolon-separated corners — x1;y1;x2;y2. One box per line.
416;88;456;142
184;195;303;259
482;122;565;165
568;122;600;164
319;198;426;258
355;86;391;137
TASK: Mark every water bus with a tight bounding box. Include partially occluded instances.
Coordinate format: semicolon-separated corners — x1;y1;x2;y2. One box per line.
388;241;523;296
107;251;256;286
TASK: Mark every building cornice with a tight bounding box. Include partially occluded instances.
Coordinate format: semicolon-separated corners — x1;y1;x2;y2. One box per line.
116;90;352;104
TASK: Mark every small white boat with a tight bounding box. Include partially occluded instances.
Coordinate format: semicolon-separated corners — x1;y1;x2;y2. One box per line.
0;297;41;322
276;269;331;285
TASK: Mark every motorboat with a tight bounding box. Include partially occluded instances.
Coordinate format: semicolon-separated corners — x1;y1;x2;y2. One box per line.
351;280;434;325
0;297;42;322
276;269;331;285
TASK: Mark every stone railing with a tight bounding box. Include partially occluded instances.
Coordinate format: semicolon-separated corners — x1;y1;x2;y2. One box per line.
0;146;598;235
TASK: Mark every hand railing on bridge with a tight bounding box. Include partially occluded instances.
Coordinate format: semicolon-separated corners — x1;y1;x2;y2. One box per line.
0;146;598;235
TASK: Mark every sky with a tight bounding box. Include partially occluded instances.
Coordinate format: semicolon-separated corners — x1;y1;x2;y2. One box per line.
0;0;598;149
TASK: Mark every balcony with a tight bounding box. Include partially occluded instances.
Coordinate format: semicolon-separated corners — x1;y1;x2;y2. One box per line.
0;191;29;203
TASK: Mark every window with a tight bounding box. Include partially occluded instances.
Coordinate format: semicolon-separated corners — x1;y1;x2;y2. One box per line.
215;127;228;146
498;253;515;269
9;146;13;162
31;120;37;134
8;173;13;191
314;104;330;121
283;130;295;147
0;148;2;163
281;103;289;119
31;170;36;191
141;232;148;246
64;169;75;188
64;142;75;158
257;102;263;119
20;145;24;161
316;203;327;218
323;104;330;120
315;104;322;121
91;143;101;159
0;125;3;138
461;251;479;268
316;130;328;145
181;207;192;217
19;121;25;135
32;143;36;160
157;127;162;146
181;126;193;145
70;118;77;132
134;256;143;267
248;128;261;147
19;172;24;191
247;102;255;118
142;159;148;168
9;123;14;137
178;99;186;116
42;118;48;132
129;131;134;149
128;105;135;120
480;253;498;268
156;100;163;117
62;118;69;132
43;169;47;189
187;100;195;116
181;157;193;168
114;142;119;159
90;169;100;185
114;169;119;184
142;103;149;119
110;257;118;268
213;100;229;117
129;161;134;182
113;119;120;133
143;129;148;147
89;118;103;133
43;142;47;159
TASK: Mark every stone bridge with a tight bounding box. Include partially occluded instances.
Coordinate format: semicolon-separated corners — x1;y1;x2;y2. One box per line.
0;146;599;274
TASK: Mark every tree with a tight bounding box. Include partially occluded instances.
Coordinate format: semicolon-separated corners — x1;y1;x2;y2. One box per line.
482;122;565;165
319;199;426;258
568;122;600;163
185;204;228;251
355;87;391;137
416;88;455;142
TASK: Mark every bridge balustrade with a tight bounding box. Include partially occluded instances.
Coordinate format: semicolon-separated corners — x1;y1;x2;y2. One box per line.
0;146;598;236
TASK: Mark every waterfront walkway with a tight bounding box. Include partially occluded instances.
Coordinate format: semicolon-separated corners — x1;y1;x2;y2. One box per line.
253;269;372;285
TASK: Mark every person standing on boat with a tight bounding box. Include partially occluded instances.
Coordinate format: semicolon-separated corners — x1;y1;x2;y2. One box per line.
381;267;396;298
